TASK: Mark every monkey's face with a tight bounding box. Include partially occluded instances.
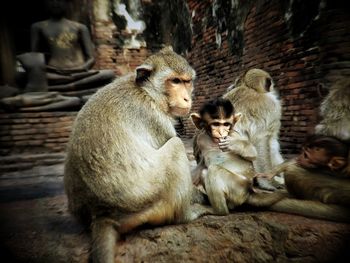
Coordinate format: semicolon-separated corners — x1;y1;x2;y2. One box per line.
206;116;234;143
165;74;194;117
296;147;330;169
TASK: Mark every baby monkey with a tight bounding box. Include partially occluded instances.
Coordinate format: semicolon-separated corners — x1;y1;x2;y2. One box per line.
191;99;280;215
260;135;349;180
296;135;349;177
257;135;350;216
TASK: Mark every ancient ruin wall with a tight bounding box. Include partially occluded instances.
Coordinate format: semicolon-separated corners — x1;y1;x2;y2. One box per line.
0;112;76;155
2;0;348;156
183;0;350;155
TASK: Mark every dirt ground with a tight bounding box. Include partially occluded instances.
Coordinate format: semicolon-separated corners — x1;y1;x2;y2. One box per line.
1;139;350;263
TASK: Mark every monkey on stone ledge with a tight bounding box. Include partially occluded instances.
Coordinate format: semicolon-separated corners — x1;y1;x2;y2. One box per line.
191;98;285;215
223;68;284;191
64;47;213;263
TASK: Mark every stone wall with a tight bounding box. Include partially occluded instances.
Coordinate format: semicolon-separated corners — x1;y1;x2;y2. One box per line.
0;112;76;155
3;0;348;156
183;0;350;155
91;0;350;156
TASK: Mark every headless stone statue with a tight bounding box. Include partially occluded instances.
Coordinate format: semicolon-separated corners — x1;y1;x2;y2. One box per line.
0;52;80;112
0;0;115;112
30;0;115;94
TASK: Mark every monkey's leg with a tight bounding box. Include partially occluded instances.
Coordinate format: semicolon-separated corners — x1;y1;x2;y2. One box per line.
270;198;350;223
269;136;284;167
253;139;270;173
117;200;179;233
116;198;213;233
92;199;188;263
269;136;285;185
254;139;278;191
157;137;213;222
204;166;230;215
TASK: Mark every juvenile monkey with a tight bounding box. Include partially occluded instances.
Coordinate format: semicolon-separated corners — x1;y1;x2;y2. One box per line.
64;47;212;263
256;135;350;222
191;99;283;215
223;69;284;190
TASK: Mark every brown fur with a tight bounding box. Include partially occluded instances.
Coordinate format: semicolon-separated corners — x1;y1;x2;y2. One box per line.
315;78;350;175
64;47;212;263
191;105;284;215
262;160;350;222
224;69;284;190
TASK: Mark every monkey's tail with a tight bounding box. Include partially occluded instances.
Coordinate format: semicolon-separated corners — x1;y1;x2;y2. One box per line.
269;198;350;223
91;217;120;263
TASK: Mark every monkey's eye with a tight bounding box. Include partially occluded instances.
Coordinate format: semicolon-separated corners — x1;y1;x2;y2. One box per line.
171;78;181;84
212;122;220;127
223;123;231;127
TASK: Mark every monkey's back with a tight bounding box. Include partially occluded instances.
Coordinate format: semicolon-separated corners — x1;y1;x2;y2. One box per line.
64;74;177;218
224;86;282;139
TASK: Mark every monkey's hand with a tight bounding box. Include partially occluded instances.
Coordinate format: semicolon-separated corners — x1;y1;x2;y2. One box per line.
218;136;231;152
218;136;257;161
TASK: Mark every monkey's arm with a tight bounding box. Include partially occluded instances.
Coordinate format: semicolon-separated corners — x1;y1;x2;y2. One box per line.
191;159;206;186
192;131;210;186
255;160;294;180
218;131;257;161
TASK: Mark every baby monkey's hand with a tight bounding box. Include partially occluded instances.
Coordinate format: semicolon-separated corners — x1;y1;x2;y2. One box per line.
218;136;232;152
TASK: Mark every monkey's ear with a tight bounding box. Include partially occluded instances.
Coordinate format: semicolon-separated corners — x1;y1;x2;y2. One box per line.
190;113;203;130
233;112;242;124
328;156;347;171
136;64;153;84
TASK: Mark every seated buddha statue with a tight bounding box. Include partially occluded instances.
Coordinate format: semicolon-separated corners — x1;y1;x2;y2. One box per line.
30;0;115;94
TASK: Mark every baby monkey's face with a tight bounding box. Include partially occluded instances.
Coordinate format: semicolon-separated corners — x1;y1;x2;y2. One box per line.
296;146;330;169
208;116;234;143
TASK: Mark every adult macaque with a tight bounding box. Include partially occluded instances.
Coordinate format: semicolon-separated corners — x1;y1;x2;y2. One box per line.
64;47;212;263
223;69;284;190
191;99;283;215
256;135;350;222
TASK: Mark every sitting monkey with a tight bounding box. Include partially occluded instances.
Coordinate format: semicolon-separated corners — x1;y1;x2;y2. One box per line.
191;99;283;215
223;68;284;190
64;47;212;263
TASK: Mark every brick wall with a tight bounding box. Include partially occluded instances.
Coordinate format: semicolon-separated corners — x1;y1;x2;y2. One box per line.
184;0;350;155
12;0;345;156
0;112;76;155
